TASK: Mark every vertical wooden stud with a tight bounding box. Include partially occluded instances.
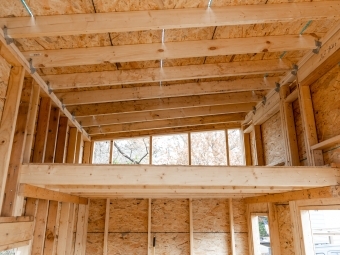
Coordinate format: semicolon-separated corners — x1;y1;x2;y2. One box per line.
43;201;60;255
243;132;252;166
89;141;94;164
289;201;303;255
254;125;265;166
149;137;152;164
74;202;89;255
75;131;83;164
65;203;76;255
268;203;281;255
66;128;78;163
0;66;25;211
148;198;151;255
109;140;113;164
44;107;60;163
31;199;49;255
188;133;191;165
229;199;236;255
23;81;40;163
32;97;51;163
56;202;71;255
81;202;89;255
225;130;230;165
189;198;194;255
1;78;33;216
23;198;39;255
54;117;69;163
103;198;110;255
82;141;92;164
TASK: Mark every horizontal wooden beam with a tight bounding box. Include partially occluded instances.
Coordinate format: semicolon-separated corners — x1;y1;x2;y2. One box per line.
0;240;30;252
244;185;340;204
20;164;340;187
45;59;292;89
78;102;255;127
86;113;246;134
69;91;266;117
0;220;33;251
2;1;339;38
57;77;279;105
0;216;33;223
285;89;298;103
91;122;241;140
311;135;340;150
25;35;316;68
18;183;88;204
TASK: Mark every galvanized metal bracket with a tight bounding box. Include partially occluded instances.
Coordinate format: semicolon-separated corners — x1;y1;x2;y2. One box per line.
275;82;281;93
252;106;257;115
291;64;298;76
3;26;14;45
312;40;322;54
262;96;267;106
46;81;53;94
29;58;36;74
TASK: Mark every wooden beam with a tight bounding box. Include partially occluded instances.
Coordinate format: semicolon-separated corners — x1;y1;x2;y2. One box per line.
0;66;25;211
2;1;339;37
268;203;281;255
18;184;88;204
31;199;49;255
92;122;241;140
0;41;21;66
311;135;340;150
82;142;91;164
66;127;78;164
23;198;38;255
244;185;340;204
65;203;75;255
54;117;69;163
56;202;70;255
189;198;194;255
25;35;315;68
43;201;59;255
254;125;265;166
57;78;278;105
0;220;34;250
74;132;83;164
243;132;252;166
23;81;40;163
86;113;246;135
2;77;33;217
32;97;51;163
45;59;292;89
44;107;60;163
70;91;266;117
74;203;89;255
19;164;340;187
103;199;110;255
229;199;236;255
0;216;33;223
78;103;255;127
0;240;30;252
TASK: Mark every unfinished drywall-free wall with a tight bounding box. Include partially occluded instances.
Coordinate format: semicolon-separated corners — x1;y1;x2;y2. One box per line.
0;55;11;122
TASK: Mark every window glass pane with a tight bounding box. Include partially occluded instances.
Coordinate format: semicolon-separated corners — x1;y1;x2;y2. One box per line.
191;130;226;165
92;141;110;164
258;216;271;255
112;137;150;164
152;134;188;165
228;129;244;165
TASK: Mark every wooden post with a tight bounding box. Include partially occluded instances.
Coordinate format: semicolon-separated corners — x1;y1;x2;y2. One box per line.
43;201;60;255
23;198;38;255
66;127;78;163
23;81;40;163
280;85;299;166
189;198;194;255
229;199;236;255
149;137;152;165
254;125;265;166
268;203;281;255
89;141;94;164
44;107;60;163
298;84;324;166
75;131;83;164
1;77;34;217
55;117;69;163
243;132;252;166
188;133;191;165
289;201;303;255
103;198;110;255
31;199;49;255
225;130;230;165
32;97;51;163
109;140;113;164
0;66;25;211
65;203;76;255
74;203;89;255
148;199;151;255
82;141;92;164
56;202;70;255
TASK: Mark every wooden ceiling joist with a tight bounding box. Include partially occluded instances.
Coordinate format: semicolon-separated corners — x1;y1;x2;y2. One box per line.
20;164;340;187
68;91;267;117
86;113;246;135
25;35;316;68
57;77;279;105
1;1;339;38
77;102;256;127
91;122;242;140
45;59;292;89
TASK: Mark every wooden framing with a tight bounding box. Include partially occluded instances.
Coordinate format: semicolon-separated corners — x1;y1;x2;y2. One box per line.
2;1;339;37
65;203;76;255
74;203;89;255
56;202;70;255
0;220;34;251
44;107;60;163
82;142;92;164
311;134;340;150
54;117;69;163
253;125;265;166
103;198;110;255
2;78;33;216
45;59;291;89
32;97;51;163
66;128;78;164
43;201;59;255
31;199;49;255
228;199;236;255
18;184;88;204
74;131;83;164
0;65;25;211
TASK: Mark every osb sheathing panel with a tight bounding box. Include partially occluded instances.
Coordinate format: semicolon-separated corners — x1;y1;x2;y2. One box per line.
87;199;106;233
248;203;268;213
193;233;231;255
276;204;295;255
235;233;249;254
292;99;308;166
192;199;229;233
152;199;189;233
232;199;248;233
250;130;257;166
109;198;148;232
323;147;340;164
151;233;190;255
86;233;104;255
108;233;148;255
261;111;286;165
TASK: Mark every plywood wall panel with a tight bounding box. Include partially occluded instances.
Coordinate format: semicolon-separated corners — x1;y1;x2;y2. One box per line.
87;199;106;233
232;199;248;233
261;111;286;165
192;199;229;233
109;198;148;232
151;233;190;255
193;233;231;255
86;233;104;255
108;233;148;255
292;99;308;165
152;199;189;233
323;147;340;164
276;204;295;255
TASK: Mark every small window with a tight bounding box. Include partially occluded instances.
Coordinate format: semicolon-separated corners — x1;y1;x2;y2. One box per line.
112;137;150;164
251;214;271;255
228;129;244;165
92;141;110;164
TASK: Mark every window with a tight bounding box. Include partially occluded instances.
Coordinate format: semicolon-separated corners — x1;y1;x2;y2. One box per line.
228;129;244;165
251;214;271;255
112;137;150;164
152;134;188;165
92;140;110;164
